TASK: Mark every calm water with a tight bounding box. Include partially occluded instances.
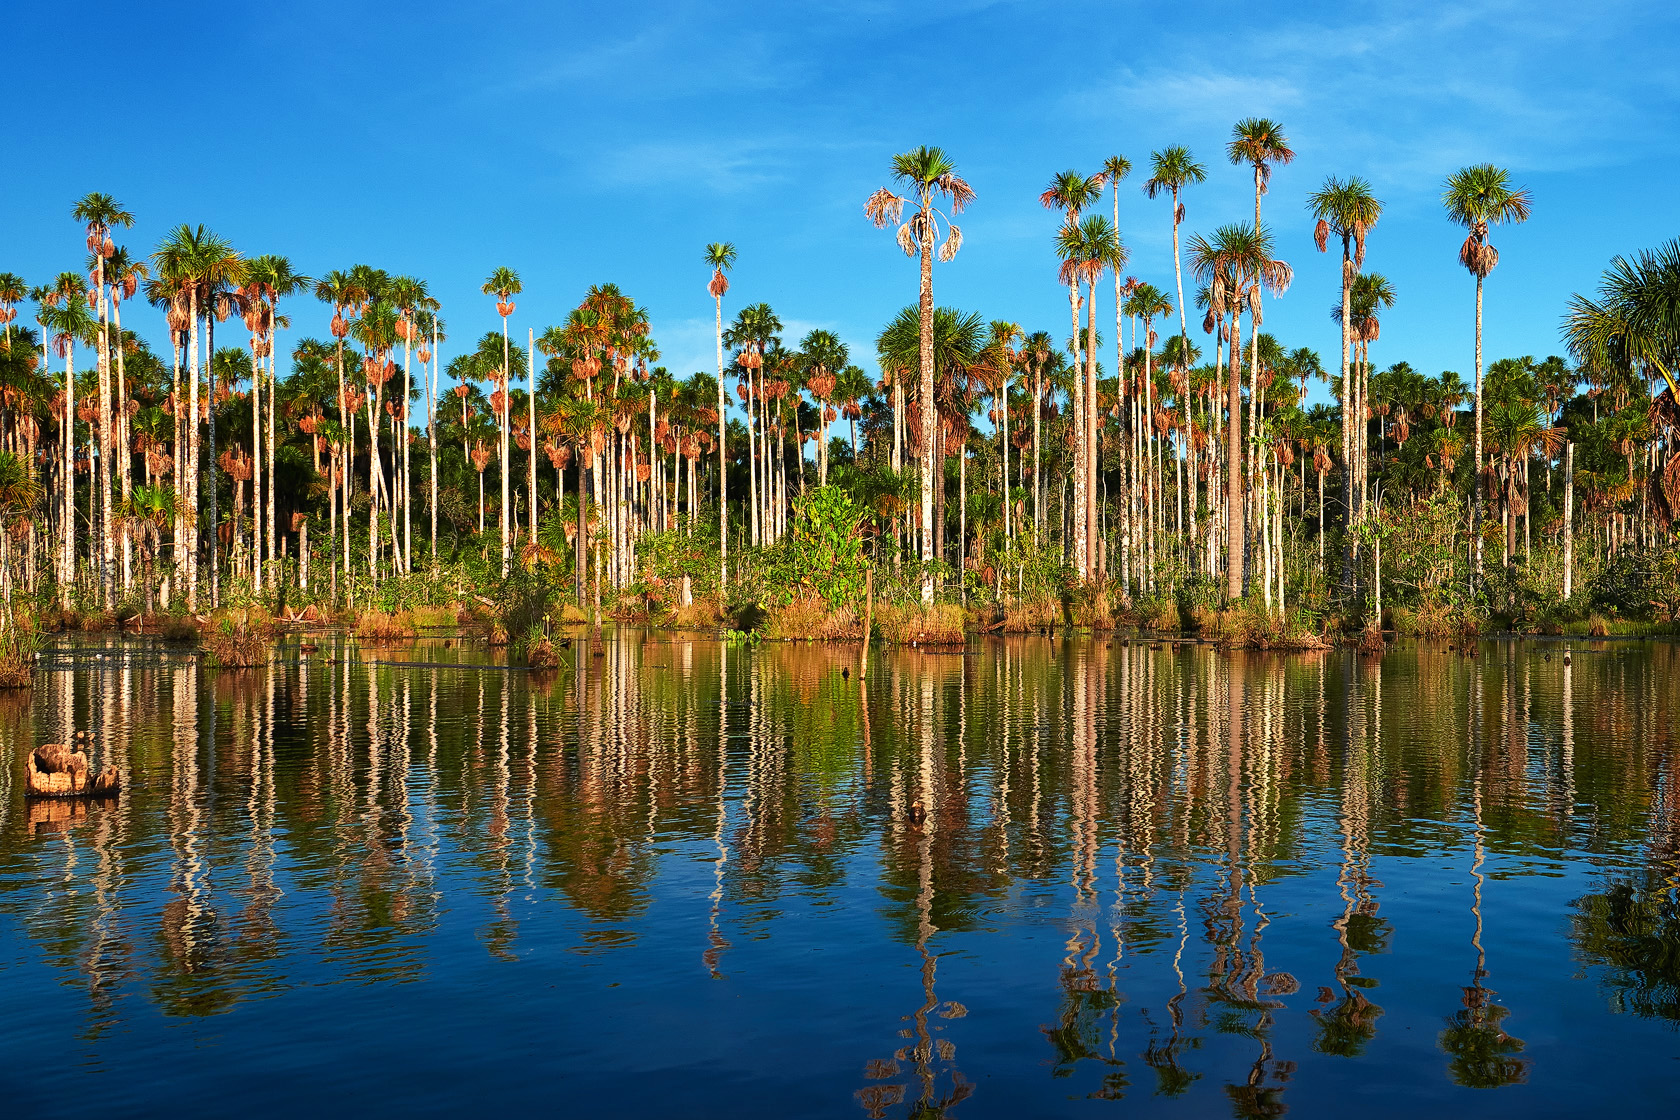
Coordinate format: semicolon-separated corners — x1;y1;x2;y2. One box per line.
2;633;1677;1117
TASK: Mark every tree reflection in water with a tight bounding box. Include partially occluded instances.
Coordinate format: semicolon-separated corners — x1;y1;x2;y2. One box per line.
3;633;1679;1115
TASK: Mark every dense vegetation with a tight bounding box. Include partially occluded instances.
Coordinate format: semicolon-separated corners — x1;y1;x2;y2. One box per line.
2;122;1678;655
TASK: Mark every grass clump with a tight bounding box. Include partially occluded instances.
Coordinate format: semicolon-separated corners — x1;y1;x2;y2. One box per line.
765;596;863;641
356;609;418;641
877;602;966;645
1002;595;1060;633
0;614;40;689
407;604;458;628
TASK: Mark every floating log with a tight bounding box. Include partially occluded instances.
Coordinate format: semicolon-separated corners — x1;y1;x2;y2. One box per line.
26;738;119;798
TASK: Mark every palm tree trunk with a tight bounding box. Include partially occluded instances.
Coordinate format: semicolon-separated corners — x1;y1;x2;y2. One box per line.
1563;441;1574;599
114;296;133;595
527;329;537;558
266;306;278;590
715;295;728;586
1226;310;1244;603
1339;247;1354;598
95;256;114;611
187;291;201;610
61;343;74;604
430;322;439;570
1086;278;1100;581
1069;281;1085;578
1472;273;1485;590
500;316;511;577
918;200;936;605
251;344;263;588
207;312;220;608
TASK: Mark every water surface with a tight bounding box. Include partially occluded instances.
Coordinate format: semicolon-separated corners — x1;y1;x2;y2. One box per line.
2;633;1677;1117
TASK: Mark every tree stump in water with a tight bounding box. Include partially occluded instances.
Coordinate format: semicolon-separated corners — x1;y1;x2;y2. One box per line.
26;738;119;798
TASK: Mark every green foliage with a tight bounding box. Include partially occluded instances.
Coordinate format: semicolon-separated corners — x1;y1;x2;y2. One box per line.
1587;546;1680;619
765;486;868;611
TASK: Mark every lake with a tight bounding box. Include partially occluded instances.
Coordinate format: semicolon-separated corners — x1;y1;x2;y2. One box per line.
2;633;1677;1117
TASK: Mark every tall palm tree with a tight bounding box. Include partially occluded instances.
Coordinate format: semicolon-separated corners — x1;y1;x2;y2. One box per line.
0;273;26;348
247;255;309;588
44;287;94;602
1056;214;1126;578
704;242;736;583
390;275;429;573
800;328;848;486
313;268;364;600
1227;119;1294;237
482;266;522;576
1443;164;1532;588
1144;147;1207;360
866;146;974;604
1307;177;1383;575
1191;224;1292;602
153;225;244;608
1125;283;1173;591
1228;119;1295;526
102;247;148;593
724;302;783;546
72;193;134;610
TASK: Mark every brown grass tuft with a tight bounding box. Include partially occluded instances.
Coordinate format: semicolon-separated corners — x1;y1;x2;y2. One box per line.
356;610;418;641
877;602;966;645
766;597;863;641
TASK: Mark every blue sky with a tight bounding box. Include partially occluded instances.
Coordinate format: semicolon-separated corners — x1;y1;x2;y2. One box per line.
9;0;1679;412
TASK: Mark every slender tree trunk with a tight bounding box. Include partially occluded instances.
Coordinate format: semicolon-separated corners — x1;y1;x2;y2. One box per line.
1338;247;1354;598
1069;281;1085;579
267;304;278;590
430;322;439;570
114;296;133;594
1226;309;1244;603
1472;273;1485;591
500;315;511;577
207;313;219;608
187;292;201;611
95;254;114;611
918;199;936;605
716;295;727;586
1086;278;1100;582
1563;441;1575;599
528;329;537;558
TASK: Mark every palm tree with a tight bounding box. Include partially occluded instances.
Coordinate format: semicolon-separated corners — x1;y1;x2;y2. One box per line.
1191;224;1292;602
1125;283;1173;592
704;243;736;583
1487;401;1563;604
1056;214;1126;578
102;247;148;593
0;273;26;348
1144;147;1207;360
800;329;848;486
390;275;430;573
152;225;244;608
73;194;135;610
482;266;522;576
1565;238;1680;402
246;255;309;589
1307;177;1383;582
1443;164;1532;589
866;146;975;604
44;286;95;602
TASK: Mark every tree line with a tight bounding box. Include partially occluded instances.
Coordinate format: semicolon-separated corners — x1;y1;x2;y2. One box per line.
1;119;1678;634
